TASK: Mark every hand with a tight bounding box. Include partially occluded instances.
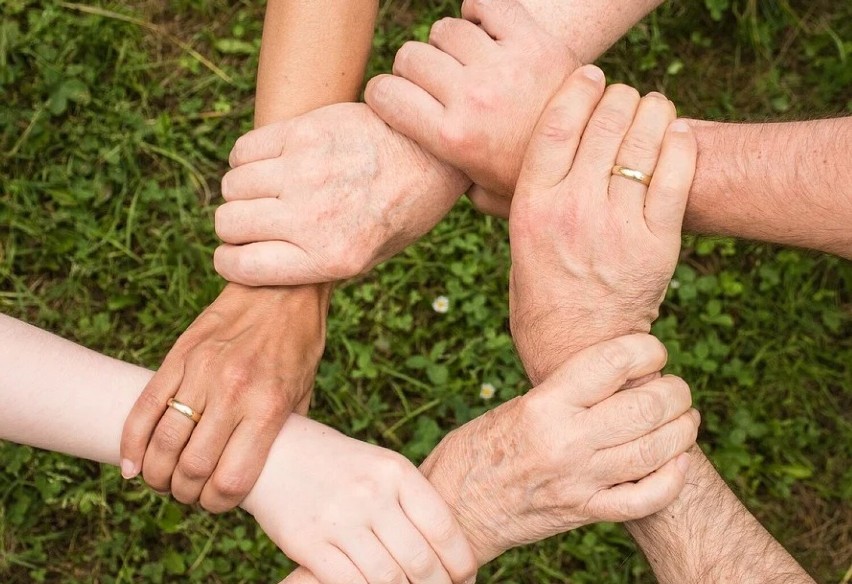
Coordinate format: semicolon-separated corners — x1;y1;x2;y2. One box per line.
365;0;578;215
420;334;698;563
120;283;329;512
242;415;478;584
213;102;470;286
508;67;698;384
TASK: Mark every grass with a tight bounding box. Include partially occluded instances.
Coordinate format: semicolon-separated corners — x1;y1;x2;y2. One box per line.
1;0;850;582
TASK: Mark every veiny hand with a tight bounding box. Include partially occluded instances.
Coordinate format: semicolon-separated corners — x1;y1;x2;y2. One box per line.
213;102;470;287
120;283;329;512
508;67;698;384
419;334;696;563
241;415;477;584
365;0;578;216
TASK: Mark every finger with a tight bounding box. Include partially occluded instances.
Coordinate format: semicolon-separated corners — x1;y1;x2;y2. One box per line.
585;374;692;448
399;474;478;584
337;531;410;584
609;92;676;217
373;509;448;584
467;184;511;218
393;41;462;104
213;242;315;287
299;545;368;584
592;452;692;522
214;199;293;245
199;418;281;513
141;384;206;492
365;74;444;156
571;83;642;190
461;0;537;41
228;121;291;168
594;408;700;484
535;334;668;409
220;158;289;202
277;567;321;584
514;65;605;195
170;404;237;505
120;356;186;479
429;17;495;64
644;119;697;239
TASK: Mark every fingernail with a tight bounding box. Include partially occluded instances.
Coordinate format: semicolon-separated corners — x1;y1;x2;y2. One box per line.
582;65;605;83
670;119;690;133
120;458;138;479
677;453;691;473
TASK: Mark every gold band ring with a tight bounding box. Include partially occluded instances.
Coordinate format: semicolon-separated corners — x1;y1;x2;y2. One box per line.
612;165;652;187
167;398;202;423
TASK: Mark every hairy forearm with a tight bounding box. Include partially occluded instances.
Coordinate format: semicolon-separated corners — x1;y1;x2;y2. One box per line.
517;0;664;62
687;118;852;258
254;0;378;126
627;446;815;584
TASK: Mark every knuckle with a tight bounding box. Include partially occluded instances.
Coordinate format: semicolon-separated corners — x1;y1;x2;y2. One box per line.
637;434;660;469
634;390;665;427
595;341;631;375
438;121;473;151
229;136;247;167
137;389;167;415
219;362;252;393
393;41;416;72
621;129;660;156
536;106;578;142
177;452;217;481
589;107;631;137
407;547;438;579
152;421;187;453
428;18;451;43
665;375;692;408
211;471;253;502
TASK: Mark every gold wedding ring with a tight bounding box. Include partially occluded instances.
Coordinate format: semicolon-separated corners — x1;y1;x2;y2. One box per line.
167;398;202;423
612;165;652;187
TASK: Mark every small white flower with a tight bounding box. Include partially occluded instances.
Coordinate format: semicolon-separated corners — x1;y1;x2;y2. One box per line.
669;279;681;290
479;382;496;400
432;295;450;314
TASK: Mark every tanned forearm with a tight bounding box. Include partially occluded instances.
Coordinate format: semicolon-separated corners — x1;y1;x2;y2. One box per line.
254;0;378;126
627;446;815;584
686;118;852;258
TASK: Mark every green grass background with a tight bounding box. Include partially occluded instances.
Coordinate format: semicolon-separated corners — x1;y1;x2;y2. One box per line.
1;0;850;582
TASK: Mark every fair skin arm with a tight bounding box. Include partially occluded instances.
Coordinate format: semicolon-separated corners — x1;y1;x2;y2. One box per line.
120;0;379;513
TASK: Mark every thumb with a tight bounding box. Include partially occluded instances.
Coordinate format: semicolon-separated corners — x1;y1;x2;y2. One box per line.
533;334;668;409
277;567;321;584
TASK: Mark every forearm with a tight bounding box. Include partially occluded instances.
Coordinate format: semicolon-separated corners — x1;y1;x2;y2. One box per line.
0;314;299;510
517;0;663;62
254;0;378;126
686;118;852;258
627;446;815;584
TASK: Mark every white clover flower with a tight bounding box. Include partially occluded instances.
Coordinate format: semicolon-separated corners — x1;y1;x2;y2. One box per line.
479;382;496;400
432;295;450;314
669;279;681;290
